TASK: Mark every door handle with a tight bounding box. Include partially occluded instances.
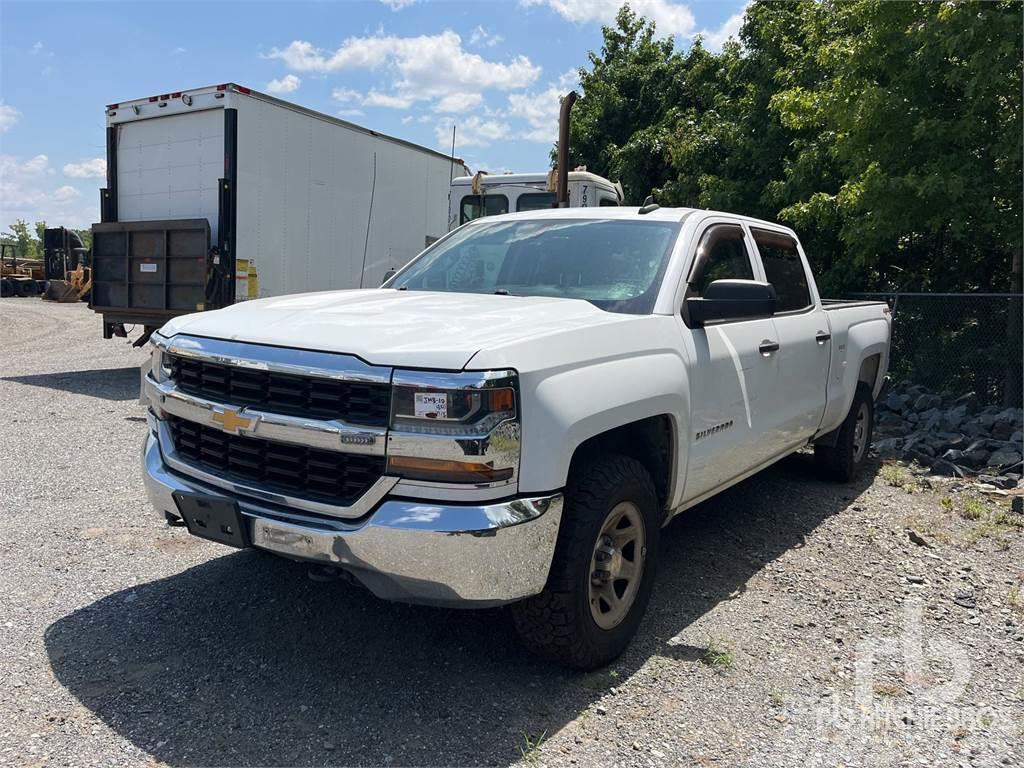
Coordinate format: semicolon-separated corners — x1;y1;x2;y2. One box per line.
815;330;831;344
758;339;780;355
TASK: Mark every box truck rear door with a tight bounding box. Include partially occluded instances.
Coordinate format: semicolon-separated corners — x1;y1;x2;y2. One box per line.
116;109;224;241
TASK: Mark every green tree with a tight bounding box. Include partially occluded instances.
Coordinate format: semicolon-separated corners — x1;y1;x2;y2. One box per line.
6;220;40;261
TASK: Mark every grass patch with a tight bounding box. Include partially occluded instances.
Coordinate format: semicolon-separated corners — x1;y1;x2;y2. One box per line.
701;638;735;671
941;496;953;513
768;688;785;707
519;731;547;765
960;497;986;521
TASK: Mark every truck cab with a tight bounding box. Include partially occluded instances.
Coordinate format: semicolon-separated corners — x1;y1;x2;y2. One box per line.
448;171;622;230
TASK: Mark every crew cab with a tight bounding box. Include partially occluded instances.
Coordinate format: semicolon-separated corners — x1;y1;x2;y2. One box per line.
141;207;891;669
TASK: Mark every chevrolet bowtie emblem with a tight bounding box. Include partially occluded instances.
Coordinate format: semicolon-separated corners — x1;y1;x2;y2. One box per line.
212;408;256;435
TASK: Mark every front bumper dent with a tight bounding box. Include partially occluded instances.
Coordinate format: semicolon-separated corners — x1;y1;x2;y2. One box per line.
142;432;562;607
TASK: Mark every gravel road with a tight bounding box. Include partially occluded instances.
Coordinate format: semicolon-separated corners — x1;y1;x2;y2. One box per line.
1;298;1021;768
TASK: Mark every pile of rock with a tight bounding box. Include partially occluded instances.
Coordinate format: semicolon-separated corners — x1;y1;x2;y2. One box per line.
872;383;1023;487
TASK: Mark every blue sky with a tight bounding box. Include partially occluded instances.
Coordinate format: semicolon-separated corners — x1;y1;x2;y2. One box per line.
0;0;747;230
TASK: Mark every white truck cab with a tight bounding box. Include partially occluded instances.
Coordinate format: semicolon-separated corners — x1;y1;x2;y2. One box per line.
141;206;891;670
449;171;622;230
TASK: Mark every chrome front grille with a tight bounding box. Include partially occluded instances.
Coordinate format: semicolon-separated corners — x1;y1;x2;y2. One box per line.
167;415;386;506
169;354;391;426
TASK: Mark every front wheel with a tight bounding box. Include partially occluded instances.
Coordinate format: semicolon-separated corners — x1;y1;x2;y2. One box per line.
511;454;662;670
815;383;874;482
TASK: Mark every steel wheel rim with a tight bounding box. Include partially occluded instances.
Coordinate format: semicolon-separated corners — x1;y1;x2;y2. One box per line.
589;501;646;630
852;402;869;462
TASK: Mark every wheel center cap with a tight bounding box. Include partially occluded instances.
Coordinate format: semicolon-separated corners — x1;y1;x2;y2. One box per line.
608;548;623;578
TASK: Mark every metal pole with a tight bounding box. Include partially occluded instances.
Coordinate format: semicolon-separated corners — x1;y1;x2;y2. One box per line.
556;91;578;207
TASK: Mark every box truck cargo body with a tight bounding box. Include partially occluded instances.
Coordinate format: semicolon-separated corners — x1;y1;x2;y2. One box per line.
91;83;467;337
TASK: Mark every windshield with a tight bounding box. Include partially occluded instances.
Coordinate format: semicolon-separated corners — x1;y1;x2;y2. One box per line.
388;218;679;314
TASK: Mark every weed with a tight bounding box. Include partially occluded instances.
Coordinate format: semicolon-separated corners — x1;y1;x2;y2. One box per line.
941;496;953;512
519;731;547;764
701;638;735;671
960;497;986;521
1009;585;1023;615
881;463;910;489
768;688;785;707
874;682;904;697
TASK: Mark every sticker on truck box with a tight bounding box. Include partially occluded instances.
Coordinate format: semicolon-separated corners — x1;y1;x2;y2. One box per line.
414;393;447;419
139;263;157;273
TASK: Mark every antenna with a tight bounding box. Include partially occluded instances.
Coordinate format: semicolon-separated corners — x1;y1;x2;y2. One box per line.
449;124;457;183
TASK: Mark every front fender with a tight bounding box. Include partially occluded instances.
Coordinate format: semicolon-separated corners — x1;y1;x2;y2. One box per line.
517;351;689;496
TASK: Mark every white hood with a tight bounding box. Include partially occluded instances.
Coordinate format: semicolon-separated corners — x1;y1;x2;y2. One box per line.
160;289;634;370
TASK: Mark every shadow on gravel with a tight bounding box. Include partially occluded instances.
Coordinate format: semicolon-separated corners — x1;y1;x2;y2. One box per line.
46;453;877;767
1;366;140;401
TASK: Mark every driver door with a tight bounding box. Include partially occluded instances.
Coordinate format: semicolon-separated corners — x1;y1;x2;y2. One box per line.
678;221;780;503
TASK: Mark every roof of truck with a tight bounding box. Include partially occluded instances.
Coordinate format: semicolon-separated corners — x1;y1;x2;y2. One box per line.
465;206;797;233
451;171;617;187
104;82;468;167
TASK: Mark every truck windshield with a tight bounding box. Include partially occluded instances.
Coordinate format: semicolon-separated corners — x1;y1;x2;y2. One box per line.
389;219;679;314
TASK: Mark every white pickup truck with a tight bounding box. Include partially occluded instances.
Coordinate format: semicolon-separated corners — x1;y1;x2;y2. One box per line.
141;206;891;668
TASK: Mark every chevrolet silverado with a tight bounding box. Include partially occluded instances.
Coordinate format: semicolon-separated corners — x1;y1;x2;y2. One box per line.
141;206;891;669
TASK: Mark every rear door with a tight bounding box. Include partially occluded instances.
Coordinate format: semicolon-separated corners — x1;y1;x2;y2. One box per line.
678;220;780;502
116;109;224;241
750;227;829;453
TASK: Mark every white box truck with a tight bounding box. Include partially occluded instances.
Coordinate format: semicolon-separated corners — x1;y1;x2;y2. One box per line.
91;83;468;340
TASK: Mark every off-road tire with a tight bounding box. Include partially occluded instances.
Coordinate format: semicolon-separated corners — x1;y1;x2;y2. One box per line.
511;454;662;670
815;383;874;482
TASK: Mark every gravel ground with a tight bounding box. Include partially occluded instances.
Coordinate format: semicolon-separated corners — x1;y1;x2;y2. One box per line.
1;298;1021;768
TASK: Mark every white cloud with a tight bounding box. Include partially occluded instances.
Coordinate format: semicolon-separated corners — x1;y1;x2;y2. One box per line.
337;108;365;118
332;88;362;103
469;26;503;48
507;70;580;143
380;0;416;9
31;41;44;54
266;31;540;104
435;116;509;149
266;74;301;94
523;0;696;37
433;92;484;114
697;4;748;51
0;103;19;133
63;158;107;179
1;155;95;229
172;46;187;55
363;90;413;109
53;185;80;203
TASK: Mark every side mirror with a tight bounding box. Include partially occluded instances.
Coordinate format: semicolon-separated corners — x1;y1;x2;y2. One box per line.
381;269;396;287
685;279;777;327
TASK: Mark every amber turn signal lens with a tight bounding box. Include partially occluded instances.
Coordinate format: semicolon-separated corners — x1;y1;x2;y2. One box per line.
387;455;514;483
487;388;515;413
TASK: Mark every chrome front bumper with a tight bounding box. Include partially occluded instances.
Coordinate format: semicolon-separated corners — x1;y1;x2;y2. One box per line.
142;431;562;607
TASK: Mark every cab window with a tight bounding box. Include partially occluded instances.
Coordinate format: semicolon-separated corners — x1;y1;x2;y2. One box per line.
687;224;755;296
460;194;509;224
516;193;556;212
752;228;811;312
599;196;619;207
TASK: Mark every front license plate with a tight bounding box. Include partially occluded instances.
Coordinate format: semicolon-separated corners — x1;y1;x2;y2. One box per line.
173;491;249;548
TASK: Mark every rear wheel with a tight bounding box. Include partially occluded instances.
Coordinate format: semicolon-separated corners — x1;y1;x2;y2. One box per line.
815;383;873;482
511;454;662;670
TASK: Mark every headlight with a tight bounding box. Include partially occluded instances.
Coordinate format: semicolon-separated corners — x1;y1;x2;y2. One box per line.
150;336;172;383
387;369;520;484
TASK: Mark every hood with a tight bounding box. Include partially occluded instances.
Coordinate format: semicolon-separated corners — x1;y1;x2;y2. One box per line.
160;289;634;370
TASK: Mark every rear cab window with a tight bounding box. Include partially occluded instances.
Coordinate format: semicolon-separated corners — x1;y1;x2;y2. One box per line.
751;229;812;312
460;195;509;224
516;193;556;212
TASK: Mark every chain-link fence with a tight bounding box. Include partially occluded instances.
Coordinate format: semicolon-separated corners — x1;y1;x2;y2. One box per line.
844;292;1023;407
